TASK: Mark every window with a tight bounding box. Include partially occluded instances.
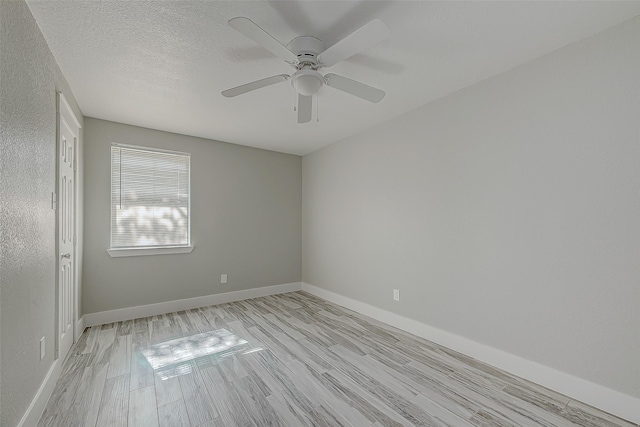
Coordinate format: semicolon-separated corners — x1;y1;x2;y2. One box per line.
108;143;192;257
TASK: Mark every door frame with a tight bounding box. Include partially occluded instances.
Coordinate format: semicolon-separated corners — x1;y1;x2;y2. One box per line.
55;91;82;359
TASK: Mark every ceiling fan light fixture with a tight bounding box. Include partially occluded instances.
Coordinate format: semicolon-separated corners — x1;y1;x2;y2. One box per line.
292;69;324;96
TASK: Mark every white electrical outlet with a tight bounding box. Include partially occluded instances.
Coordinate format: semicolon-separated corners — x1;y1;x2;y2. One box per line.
40;337;46;360
221;274;228;284
393;289;400;302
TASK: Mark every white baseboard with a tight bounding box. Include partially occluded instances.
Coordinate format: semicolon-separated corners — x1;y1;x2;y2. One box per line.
17;359;61;427
301;282;640;424
84;282;303;327
75;315;85;339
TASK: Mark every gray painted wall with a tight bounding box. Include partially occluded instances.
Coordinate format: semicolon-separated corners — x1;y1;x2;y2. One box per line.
302;17;640;398
83;118;301;314
0;1;84;425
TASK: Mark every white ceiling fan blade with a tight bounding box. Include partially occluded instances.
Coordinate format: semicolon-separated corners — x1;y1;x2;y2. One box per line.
222;74;289;98
228;17;298;63
317;19;390;67
298;94;312;123
324;74;385;103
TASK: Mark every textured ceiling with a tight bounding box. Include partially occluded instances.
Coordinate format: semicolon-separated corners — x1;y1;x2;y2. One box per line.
27;1;640;155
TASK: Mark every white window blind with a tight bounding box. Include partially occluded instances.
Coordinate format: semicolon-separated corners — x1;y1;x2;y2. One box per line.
111;144;190;249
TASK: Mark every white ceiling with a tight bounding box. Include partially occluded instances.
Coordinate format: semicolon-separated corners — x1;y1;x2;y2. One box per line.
27;1;640;156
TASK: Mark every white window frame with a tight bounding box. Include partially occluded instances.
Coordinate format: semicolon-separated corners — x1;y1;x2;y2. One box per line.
107;143;194;258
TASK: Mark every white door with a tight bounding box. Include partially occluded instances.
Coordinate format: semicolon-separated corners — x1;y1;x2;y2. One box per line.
57;93;80;362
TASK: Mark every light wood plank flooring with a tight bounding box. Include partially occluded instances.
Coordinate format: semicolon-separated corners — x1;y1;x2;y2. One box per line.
38;291;637;427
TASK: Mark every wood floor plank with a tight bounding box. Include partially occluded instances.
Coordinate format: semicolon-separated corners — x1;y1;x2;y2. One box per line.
286;358;372;427
562;400;636;427
278;334;333;373
37;292;636;427
60;363;108;426
155;374;184;407
217;354;249;382
83;363;110;427
328;344;418;400
247;325;296;364
470;408;515;427
251;350;346;427
233;374;284;427
178;365;219;426
267;294;303;310
40;354;87;419
185;308;214;333
410;393;476;426
175;310;198;334
88;327;117;366
200;365;255;427
36;413;64;427
96;374;130;427
321;368;413;427
265;392;313;427
128;385;159;427
397;362;480;420
448;370;575;427
71;326;92;356
158;399;190;427
130;339;155;390
240;351;287;396
201;307;232;330
116;319;133;337
227;319;265;349
107;334;132;379
133;317;150;334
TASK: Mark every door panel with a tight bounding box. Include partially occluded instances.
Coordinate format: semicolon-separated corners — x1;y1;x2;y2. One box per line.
57;96;78;362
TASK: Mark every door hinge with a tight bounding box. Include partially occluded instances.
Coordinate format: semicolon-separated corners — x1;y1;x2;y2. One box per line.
51;192;57;210
73;235;76;246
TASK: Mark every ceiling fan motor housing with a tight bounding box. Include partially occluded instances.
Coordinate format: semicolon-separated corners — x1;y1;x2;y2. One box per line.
287;36;325;66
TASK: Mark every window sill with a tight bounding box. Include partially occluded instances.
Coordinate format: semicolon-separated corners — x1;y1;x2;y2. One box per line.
107;245;194;258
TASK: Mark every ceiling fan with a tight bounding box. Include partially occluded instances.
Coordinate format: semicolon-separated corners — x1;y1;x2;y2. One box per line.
222;17;390;123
